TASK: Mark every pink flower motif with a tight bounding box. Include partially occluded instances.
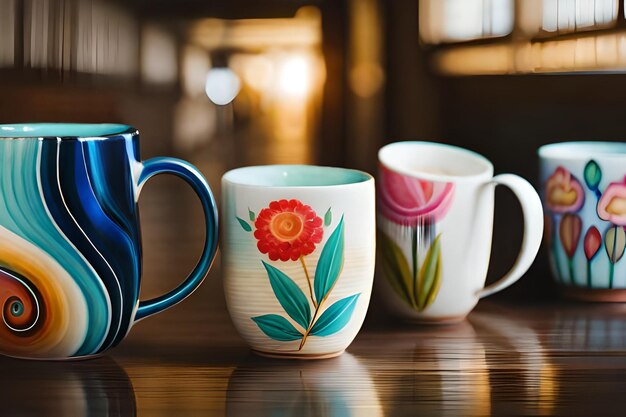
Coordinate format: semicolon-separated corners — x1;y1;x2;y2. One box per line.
379;164;454;226
597;176;626;226
545;167;585;214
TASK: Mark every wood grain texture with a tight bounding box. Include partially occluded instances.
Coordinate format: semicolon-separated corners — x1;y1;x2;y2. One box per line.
1;180;626;416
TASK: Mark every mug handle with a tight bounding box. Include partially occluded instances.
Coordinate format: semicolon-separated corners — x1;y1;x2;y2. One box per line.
133;157;219;322
477;174;543;298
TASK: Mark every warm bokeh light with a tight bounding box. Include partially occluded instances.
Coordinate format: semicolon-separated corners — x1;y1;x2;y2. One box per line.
420;0;514;44
277;55;311;98
423;0;626;75
0;0;15;67
241;55;274;93
205;68;241;106
435;32;626;75
541;0;618;33
141;23;177;84
189;6;321;50
348;0;385;99
177;5;324;164
182;46;212;98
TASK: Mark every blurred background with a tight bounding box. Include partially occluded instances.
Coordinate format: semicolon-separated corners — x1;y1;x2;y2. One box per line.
3;0;626;304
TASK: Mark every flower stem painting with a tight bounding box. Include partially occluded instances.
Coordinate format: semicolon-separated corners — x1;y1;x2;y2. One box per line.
545;161;626;288
378;164;453;312
236;199;360;351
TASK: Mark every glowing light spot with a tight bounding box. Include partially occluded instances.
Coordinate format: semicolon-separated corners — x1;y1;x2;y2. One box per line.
205;68;241;106
278;56;310;98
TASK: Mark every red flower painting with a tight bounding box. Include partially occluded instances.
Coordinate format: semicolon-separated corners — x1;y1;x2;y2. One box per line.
238;199;357;350
254;199;324;261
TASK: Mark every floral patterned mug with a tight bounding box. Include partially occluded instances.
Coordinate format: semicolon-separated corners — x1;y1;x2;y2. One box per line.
540;142;626;301
378;142;544;322
221;165;375;359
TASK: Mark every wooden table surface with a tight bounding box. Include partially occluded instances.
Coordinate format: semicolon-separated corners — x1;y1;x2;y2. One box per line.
3;296;626;417
2;178;626;417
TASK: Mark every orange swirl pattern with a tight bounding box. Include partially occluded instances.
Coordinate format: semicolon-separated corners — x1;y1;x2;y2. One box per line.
0;225;88;358
1;274;39;333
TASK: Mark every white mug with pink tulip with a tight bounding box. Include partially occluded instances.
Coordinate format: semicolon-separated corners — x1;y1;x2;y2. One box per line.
540;142;626;301
378;142;544;323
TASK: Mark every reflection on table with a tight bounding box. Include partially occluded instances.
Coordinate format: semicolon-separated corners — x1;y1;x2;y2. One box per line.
227;353;381;417
0;356;135;417
2;296;626;416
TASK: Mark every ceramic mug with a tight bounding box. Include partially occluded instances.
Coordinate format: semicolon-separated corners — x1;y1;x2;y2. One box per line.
222;165;375;359
540;142;626;301
378;141;543;322
0;123;218;359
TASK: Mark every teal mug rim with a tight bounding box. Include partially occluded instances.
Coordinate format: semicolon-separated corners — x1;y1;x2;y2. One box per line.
222;164;374;189
538;141;626;160
0;123;136;140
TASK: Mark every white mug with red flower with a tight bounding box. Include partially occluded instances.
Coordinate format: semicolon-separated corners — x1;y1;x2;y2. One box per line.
540;142;626;301
222;165;375;359
378;142;544;322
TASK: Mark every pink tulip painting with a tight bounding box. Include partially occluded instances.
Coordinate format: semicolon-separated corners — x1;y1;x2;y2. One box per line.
378;164;454;312
379;164;454;226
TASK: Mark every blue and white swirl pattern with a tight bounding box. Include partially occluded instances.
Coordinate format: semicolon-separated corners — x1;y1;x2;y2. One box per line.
0;134;141;358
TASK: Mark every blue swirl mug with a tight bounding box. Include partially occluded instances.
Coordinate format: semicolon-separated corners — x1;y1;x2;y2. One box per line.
0;123;218;360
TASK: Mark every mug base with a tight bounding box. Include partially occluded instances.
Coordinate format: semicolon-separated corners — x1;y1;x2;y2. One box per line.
562;287;626;302
0;352;105;362
251;348;345;360
404;314;468;325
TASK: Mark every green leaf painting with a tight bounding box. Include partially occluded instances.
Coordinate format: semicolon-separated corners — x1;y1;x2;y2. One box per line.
237;217;252;232
314;215;344;303
248;208;360;350
249;208;256;221
262;261;311;329
416;234;442;311
324;207;332;227
380;230;442;312
584;160;602;190
310;294;360;336
251;315;303;341
379;232;414;308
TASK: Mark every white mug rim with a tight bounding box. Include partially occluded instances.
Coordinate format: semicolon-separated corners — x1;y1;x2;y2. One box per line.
222;164;374;190
378;141;494;183
538;141;626;160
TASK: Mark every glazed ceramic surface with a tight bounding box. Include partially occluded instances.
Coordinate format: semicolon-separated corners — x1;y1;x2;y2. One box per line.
222;165;375;359
540;142;626;299
378;142;543;322
0;123;218;359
